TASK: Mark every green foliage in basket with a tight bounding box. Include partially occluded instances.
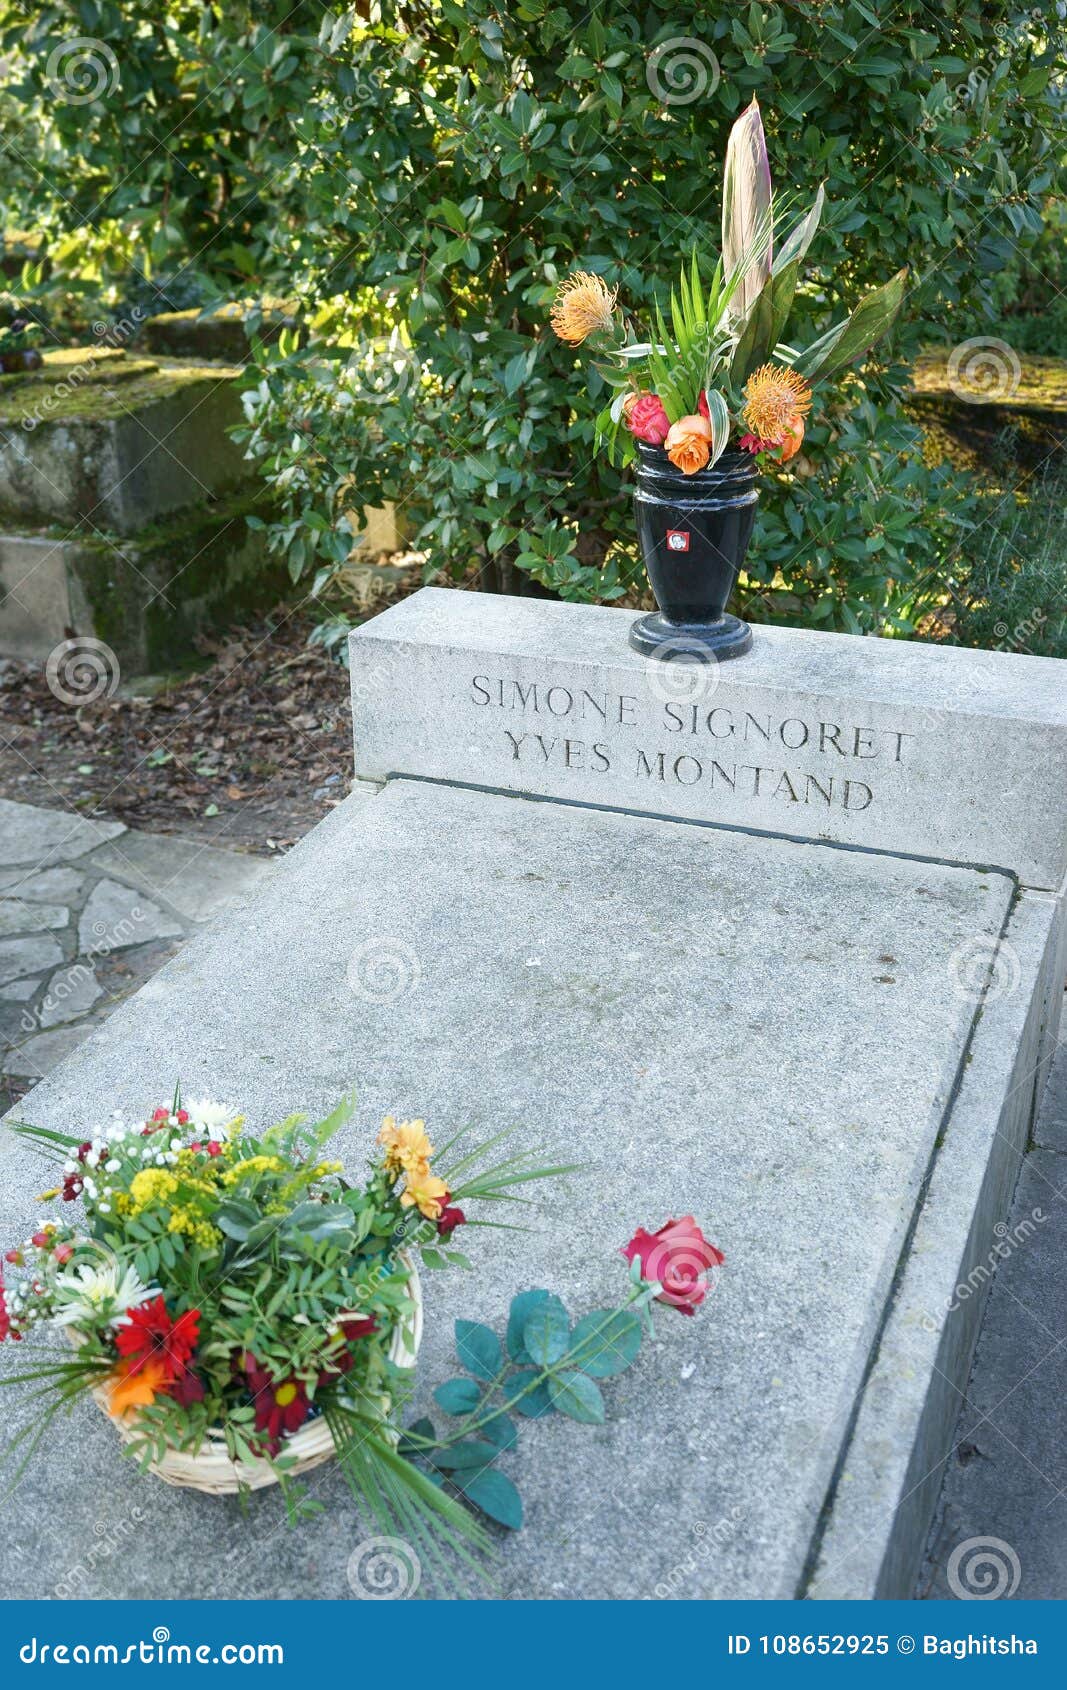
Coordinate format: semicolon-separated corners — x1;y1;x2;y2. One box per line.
0;1092;573;1574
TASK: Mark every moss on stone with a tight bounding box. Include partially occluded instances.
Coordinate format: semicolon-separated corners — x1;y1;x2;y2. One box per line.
64;487;288;672
0;349;241;426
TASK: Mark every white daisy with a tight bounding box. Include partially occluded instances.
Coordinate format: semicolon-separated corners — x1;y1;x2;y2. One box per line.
51;1262;158;1330
185;1099;238;1139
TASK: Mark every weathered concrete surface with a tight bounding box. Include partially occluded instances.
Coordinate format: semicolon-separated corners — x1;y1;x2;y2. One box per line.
0;780;1022;1599
350;589;1067;890
810;892;1063;1599
0;535;94;661
919;1037;1067;1600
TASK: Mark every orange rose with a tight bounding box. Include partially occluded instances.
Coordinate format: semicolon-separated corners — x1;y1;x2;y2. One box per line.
664;414;713;476
779;417;805;463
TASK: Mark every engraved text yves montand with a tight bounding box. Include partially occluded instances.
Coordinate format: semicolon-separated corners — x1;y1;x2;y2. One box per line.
470;676;916;811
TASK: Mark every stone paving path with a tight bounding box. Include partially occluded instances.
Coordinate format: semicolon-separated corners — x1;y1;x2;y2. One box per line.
919;1032;1067;1599
0;797;274;1112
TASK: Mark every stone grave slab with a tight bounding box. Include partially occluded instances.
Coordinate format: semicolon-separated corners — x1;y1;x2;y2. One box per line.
0;778;1024;1599
350;588;1067;890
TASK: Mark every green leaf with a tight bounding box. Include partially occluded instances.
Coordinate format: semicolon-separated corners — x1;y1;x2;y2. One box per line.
456;1467;523;1529
566;1309;643;1378
703;389;731;467
455;1319;503;1381
509;1370;555;1418
521;1295;570;1366
794;268;909;382
548;1371;606;1423
481;1412;518;1452
431;1440;500;1471
774;184;825;273
433;1378;482;1416
506;1289;550;1362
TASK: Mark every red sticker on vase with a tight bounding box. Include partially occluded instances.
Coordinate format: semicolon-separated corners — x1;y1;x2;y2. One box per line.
666;529;690;552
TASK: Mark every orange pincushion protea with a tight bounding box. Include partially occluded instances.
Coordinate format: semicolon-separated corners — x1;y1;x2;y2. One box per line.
549;272;618;346
741;363;813;445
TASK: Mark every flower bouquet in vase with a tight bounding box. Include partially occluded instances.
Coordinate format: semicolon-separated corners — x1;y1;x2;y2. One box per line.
550;99;908;662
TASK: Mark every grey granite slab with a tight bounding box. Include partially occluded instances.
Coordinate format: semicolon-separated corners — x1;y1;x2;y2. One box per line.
350;589;1067;889
0;781;1014;1598
77;879;182;953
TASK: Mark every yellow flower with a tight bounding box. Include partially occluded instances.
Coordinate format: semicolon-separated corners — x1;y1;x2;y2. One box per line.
400;1166;449;1222
220;1154;286;1186
128;1169;178;1212
378;1117;434;1176
549;271;618;346
167;1209;222;1249
741;363;813;445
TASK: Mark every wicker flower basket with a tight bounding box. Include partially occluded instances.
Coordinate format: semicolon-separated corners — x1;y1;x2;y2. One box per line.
74;1255;423;1495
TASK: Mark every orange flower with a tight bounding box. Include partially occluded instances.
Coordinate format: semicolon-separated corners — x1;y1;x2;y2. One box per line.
664;414;713;476
378;1116;434;1176
400;1166;450;1222
778;417;805;462
549;272;618;345
741;363;812;445
108;1356;169;1417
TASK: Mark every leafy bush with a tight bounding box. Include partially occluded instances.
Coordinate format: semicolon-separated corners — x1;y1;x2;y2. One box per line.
3;3;1062;636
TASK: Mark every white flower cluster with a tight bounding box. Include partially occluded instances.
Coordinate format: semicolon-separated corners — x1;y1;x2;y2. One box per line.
63;1102;238;1215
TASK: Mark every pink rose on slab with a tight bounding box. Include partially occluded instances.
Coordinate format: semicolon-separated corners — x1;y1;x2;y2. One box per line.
621;1216;725;1316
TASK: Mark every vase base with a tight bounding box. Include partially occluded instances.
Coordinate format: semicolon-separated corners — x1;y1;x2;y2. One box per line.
628;611;753;663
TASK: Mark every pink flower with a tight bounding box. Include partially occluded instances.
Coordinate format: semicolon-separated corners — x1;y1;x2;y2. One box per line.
739;433;776;455
624;391;671;447
621;1217;724;1316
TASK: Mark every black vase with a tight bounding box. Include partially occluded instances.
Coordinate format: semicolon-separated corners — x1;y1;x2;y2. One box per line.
630;443;758;661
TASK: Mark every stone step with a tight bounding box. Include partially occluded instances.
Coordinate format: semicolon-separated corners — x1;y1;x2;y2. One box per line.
1;778;1057;1599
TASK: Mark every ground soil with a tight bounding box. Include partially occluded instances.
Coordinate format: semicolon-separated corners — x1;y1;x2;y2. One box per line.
0;606;360;855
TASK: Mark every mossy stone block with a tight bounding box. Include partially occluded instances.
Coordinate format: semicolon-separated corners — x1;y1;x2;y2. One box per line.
0;350;253;534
